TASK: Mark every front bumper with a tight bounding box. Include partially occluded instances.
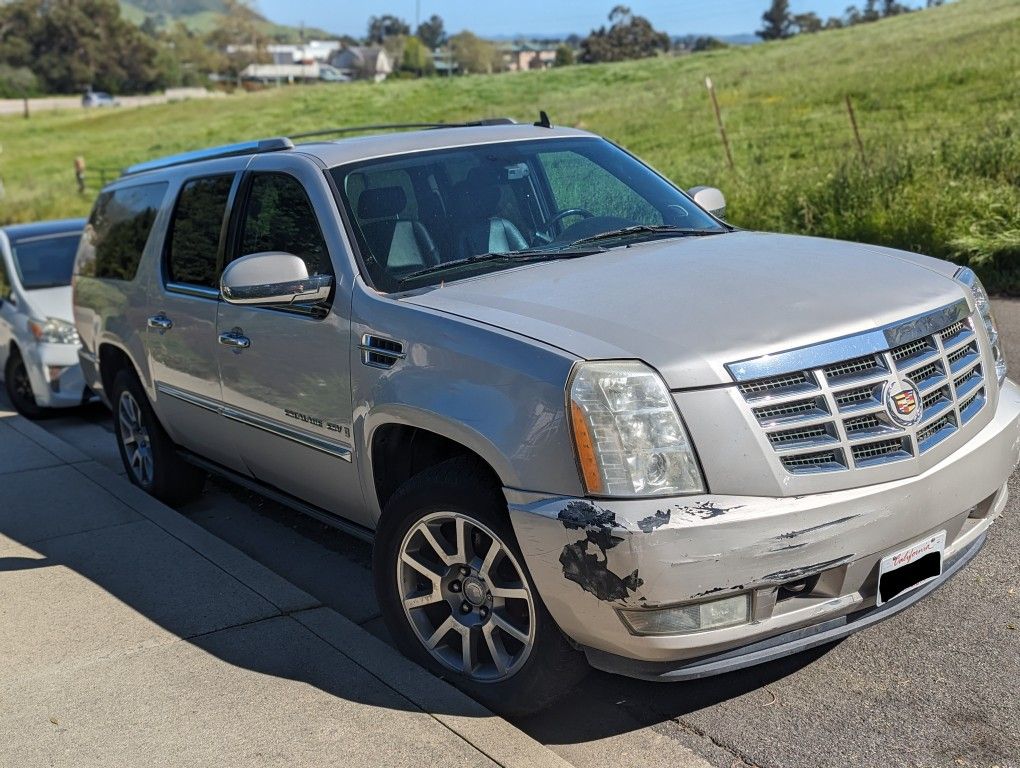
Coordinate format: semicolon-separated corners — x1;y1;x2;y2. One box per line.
23;342;91;408
507;378;1020;673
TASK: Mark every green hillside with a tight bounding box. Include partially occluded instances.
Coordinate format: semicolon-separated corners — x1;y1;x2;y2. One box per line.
2;0;1018;290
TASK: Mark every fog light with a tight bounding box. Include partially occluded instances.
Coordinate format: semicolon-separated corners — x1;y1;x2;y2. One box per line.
618;593;750;636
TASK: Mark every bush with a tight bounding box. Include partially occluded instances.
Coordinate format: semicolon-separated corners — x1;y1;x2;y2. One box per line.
728;122;1020;294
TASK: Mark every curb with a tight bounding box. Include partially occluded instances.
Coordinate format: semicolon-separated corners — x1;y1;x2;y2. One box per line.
1;410;572;768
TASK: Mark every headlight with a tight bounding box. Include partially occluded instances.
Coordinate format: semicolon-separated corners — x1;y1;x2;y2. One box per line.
956;268;1007;385
568;360;705;497
28;317;80;345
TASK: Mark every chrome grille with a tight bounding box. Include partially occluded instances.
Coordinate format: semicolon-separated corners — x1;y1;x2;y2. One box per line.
736;312;987;474
739;371;812;397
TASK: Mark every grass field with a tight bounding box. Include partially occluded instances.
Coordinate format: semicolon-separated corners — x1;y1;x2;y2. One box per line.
1;0;1017;291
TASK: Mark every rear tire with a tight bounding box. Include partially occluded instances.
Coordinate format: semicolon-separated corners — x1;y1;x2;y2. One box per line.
373;456;589;717
111;368;205;506
4;350;44;419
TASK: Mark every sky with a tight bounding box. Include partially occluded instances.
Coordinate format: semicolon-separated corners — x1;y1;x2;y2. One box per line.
257;0;869;39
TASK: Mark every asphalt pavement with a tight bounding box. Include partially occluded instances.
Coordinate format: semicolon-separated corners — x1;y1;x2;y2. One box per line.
4;299;1018;768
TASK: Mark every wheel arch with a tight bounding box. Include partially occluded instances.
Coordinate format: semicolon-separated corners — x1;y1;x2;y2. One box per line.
97;342;147;405
364;405;515;519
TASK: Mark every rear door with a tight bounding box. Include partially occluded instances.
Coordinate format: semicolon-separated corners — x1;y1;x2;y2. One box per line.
215;154;365;523
145;169;244;471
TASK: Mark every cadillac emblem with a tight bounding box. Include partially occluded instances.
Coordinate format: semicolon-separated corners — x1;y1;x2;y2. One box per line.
884;379;923;426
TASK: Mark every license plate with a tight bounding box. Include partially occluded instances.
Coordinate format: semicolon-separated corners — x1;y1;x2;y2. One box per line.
876;531;946;606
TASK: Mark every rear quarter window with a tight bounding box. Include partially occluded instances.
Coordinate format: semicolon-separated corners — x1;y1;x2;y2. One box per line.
76;182;167;281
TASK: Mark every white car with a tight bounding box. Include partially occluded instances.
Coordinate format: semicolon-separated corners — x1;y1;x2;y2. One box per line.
0;218;90;417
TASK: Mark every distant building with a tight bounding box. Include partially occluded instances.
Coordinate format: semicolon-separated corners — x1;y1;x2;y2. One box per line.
239;62;350;84
240;62;320;83
330;46;393;82
432;49;459;76
267;40;343;65
504;42;559;72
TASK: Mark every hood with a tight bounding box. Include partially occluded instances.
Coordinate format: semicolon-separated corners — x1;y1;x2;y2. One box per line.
20;286;75;324
402;232;968;388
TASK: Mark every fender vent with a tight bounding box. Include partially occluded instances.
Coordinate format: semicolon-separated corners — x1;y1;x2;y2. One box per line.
360;334;405;369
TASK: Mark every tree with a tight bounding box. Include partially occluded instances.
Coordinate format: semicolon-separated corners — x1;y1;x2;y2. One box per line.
205;0;269;81
0;0;164;94
416;14;446;50
579;6;670;63
691;36;728;52
758;0;793;40
881;0;912;15
449;31;503;74
861;0;882;22
554;44;575;67
792;12;823;34
401;35;433;76
367;15;410;44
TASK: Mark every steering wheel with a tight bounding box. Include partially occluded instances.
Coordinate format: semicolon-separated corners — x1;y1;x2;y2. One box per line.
537;208;594;241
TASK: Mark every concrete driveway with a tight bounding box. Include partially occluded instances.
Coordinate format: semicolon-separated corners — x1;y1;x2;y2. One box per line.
4;299;1018;768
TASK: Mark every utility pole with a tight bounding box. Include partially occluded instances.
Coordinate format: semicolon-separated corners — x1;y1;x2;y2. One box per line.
415;0;420;30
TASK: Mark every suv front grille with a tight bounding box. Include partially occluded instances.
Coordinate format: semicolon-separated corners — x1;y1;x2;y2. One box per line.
736;314;986;474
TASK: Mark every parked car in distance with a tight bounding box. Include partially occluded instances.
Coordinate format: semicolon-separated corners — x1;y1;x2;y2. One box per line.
0;218;90;417
72;119;1020;716
82;91;119;108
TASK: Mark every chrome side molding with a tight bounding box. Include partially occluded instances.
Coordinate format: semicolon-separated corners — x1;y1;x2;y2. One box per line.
154;382;352;461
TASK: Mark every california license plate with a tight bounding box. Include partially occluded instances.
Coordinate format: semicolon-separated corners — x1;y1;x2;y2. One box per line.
876;531;946;606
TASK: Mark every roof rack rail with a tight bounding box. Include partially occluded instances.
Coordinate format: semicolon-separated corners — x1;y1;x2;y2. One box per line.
290;117;516;141
118;117;522;179
121;137;294;177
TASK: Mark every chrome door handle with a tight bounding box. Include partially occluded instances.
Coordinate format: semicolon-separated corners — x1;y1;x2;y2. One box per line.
218;330;251;350
147;314;173;332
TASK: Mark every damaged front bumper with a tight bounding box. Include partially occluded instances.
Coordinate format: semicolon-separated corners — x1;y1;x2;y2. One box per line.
506;378;1020;677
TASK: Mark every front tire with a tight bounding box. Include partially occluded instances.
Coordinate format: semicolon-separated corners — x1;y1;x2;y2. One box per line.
111;368;205;506
373;456;588;716
4;350;44;419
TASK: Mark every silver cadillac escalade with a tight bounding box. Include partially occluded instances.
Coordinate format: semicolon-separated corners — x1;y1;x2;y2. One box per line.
72;118;1020;715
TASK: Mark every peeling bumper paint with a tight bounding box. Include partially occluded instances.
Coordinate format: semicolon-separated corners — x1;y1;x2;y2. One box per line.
507;378;1020;669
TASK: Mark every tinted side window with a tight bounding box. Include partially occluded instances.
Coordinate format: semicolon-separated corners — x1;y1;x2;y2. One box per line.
167;175;233;288
79;182;167;281
239;173;331;277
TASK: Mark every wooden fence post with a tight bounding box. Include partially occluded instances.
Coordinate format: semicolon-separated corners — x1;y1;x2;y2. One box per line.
845;94;866;163
705;76;735;172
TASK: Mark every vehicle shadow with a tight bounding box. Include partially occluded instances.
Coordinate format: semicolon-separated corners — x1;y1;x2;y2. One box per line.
516;643;838;743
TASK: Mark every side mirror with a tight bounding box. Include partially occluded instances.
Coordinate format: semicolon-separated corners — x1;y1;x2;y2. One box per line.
221;252;332;307
687;186;727;220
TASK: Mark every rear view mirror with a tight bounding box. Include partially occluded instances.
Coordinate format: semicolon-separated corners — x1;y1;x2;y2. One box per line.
687;186;727;220
221;251;332;307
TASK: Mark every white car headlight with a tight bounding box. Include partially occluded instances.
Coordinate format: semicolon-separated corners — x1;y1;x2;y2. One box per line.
568;360;705;497
28;317;80;345
956;268;1007;385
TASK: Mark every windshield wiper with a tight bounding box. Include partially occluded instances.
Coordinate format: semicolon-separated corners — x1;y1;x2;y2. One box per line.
397;247;603;287
567;224;725;248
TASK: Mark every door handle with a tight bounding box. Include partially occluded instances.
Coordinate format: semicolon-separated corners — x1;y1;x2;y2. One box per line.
147;314;173;332
218;329;251;350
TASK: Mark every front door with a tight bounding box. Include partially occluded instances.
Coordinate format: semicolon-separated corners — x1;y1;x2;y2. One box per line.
216;156;365;524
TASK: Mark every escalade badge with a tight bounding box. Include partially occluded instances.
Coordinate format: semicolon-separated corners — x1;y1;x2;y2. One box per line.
884;379;923;426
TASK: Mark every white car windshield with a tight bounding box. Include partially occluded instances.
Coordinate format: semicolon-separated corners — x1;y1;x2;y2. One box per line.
11;234;81;290
331;136;726;291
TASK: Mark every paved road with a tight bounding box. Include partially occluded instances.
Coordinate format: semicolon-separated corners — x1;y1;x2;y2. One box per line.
6;299;1019;768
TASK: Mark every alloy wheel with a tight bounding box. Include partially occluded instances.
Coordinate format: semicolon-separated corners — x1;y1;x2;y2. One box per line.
118;390;154;487
397;511;537;682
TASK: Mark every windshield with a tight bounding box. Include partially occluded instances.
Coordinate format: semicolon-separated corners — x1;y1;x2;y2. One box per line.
330;136;726;291
11;233;81;290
